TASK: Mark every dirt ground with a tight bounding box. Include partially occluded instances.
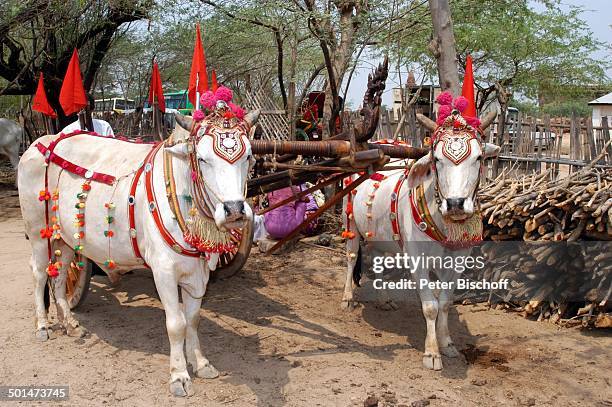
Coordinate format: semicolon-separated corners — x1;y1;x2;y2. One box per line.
0;185;611;407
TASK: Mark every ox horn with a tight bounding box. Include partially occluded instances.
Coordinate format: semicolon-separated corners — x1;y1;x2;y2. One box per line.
479;111;497;132
244;109;260;127
175;112;193;131
416;113;437;132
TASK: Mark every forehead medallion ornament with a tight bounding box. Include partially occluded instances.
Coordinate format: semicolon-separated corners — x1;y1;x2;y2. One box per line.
209;127;246;164
440;133;473;165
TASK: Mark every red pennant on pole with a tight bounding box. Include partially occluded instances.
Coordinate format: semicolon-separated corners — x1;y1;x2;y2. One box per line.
32;72;57;118
188;23;208;108
461;55;477;117
211;69;218;92
59;49;88;116
148;61;166;113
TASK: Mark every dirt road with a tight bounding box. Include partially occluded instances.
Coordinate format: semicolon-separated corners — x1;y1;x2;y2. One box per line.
0;189;610;406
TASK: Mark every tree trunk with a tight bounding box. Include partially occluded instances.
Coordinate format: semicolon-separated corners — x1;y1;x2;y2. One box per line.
428;0;460;95
287;31;298;140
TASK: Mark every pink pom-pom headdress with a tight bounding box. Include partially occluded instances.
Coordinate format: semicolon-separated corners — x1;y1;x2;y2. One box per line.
194;82;246;122
435;91;480;129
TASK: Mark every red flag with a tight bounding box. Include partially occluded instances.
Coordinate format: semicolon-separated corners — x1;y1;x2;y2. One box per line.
461;55;477;117
32;72;57;118
188;23;208;107
59;49;88;116
148;62;165;113
211;69;218;92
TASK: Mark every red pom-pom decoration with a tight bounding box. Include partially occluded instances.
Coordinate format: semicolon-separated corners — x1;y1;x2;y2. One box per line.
228;102;245;119
453;96;469;113
215;86;233;102
200;91;216;110
192;109;205;121
345;202;353;215
40;227;53;239
82;183;91;191
47;263;59;278
39;190;50;201
465;116;481;128
436;91;453;106
437;105;452;125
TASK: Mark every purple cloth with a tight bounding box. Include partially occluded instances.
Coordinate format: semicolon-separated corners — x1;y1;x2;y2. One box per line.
264;187;307;239
302;191;320;236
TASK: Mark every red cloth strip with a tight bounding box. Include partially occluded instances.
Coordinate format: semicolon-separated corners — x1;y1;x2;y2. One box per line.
36;142;116;185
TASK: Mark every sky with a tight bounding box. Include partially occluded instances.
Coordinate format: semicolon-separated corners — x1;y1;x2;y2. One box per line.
344;0;612;108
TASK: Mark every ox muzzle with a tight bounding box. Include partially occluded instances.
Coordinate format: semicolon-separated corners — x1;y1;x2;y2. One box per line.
215;200;251;230
440;197;475;220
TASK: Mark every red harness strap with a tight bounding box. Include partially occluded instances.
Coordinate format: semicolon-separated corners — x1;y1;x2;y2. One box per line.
36;130;119;185
127;146;157;267
410;185;446;242
143;143;200;258
390;170;409;248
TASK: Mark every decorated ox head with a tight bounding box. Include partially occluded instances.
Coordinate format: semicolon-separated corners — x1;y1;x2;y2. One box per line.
408;106;499;221
167;108;259;229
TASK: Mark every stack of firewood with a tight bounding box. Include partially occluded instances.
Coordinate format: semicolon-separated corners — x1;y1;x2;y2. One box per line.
480;167;611;242
471;162;611;327
473;241;611;328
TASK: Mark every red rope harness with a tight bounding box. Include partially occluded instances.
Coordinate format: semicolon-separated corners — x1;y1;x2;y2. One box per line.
143;143;201;258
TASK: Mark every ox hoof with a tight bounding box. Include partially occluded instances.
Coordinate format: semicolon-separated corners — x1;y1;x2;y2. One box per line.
340;299;357;311
35;328;49;342
440;344;460;358
196;363;219;379
170;378;193;397
67;325;88;338
423;353;443;371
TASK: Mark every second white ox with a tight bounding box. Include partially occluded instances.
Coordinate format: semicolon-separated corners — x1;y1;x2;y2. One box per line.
18;109;258;397
343;111;499;371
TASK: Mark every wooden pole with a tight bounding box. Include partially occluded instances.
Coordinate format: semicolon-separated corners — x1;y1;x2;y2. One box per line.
256;173;346;216
266;171;371;254
153;100;163;141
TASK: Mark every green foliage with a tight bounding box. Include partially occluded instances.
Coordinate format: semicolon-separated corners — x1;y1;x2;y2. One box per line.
541;100;592;117
390;0;609;109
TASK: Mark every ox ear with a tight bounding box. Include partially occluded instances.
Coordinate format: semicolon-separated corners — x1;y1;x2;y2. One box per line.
483;143;501;159
244;109;260;127
407;154;433;188
165;142;190;158
175;113;193;131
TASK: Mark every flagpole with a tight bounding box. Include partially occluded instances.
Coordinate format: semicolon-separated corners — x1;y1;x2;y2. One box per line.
195;73;200;111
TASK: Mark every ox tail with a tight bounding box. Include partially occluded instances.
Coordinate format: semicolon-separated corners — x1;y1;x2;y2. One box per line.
44;283;50;311
352;245;363;287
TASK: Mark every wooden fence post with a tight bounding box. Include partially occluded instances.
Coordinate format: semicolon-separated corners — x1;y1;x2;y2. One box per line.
601;116;611;164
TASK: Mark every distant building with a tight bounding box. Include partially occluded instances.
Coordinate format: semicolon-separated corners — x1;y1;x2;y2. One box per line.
392;84;442;121
588;92;612;127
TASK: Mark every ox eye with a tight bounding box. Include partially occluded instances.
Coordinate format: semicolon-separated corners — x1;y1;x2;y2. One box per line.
198;157;207;164
476;154;482;161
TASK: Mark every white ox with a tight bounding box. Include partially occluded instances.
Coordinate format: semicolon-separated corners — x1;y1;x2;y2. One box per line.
343;112;499;371
18;111;258;396
0;118;21;176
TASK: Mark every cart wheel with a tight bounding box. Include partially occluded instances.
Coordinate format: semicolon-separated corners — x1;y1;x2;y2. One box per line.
66;257;92;310
213;218;254;281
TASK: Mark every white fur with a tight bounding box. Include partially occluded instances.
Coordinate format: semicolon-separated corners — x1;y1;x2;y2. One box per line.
18;119;254;396
0;118;21;183
343;137;499;371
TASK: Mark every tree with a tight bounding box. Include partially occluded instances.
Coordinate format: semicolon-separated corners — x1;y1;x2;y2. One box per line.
0;0;151;125
453;0;609;114
390;0;609;118
427;0;460;95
